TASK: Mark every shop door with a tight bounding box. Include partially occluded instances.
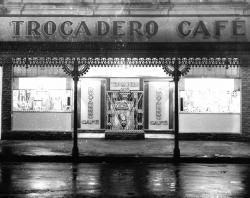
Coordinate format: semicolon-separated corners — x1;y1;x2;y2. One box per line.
106;91;143;130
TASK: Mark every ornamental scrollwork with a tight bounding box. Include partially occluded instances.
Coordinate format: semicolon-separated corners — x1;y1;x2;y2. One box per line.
62;57;89;80
7;57;241;70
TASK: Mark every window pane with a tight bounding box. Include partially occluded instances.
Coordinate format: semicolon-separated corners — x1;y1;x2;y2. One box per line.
13;77;72;112
180;78;240;113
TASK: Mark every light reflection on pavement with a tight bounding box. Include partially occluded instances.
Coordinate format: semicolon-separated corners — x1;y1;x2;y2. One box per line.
0;163;249;198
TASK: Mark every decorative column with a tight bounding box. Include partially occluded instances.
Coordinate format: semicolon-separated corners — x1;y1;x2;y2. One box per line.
63;58;89;161
163;58;190;159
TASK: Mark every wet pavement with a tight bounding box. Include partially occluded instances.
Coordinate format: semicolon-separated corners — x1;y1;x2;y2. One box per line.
0;162;249;197
0;139;250;162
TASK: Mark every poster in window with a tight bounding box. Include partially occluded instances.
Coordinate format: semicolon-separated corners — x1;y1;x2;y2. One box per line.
81;78;101;129
148;81;169;130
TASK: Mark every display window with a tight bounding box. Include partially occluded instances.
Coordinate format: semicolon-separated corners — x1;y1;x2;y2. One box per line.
180;78;240;113
12;77;72;112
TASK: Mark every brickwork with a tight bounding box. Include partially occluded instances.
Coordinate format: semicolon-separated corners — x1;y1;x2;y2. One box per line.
241;66;250;137
1;58;12;139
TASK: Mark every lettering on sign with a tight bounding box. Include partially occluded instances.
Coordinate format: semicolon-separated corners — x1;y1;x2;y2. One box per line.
81;120;99;125
88;87;94;119
82;86;98;125
151;88;168;126
148;82;169;130
81;79;101;129
0;17;247;42
177;20;246;38
112;82;138;88
110;78;140;91
150;121;168;125
11;20;158;38
156;89;162;121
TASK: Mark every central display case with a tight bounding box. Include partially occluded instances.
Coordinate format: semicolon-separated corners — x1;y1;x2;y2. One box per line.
106;91;144;130
105;78;144;139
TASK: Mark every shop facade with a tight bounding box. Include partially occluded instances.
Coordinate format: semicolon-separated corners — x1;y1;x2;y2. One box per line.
0;14;249;140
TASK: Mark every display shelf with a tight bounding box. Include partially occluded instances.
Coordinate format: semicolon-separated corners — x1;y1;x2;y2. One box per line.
13;89;72;112
12;110;72;113
180;78;240;114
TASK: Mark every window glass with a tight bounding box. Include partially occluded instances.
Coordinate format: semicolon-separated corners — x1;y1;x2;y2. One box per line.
148;81;170;130
13;77;72;112
180;78;240;113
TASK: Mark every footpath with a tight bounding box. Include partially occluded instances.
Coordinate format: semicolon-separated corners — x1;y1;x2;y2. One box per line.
0;139;250;163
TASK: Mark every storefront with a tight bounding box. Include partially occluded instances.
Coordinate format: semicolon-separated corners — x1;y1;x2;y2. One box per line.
4;56;241;139
0;15;249;140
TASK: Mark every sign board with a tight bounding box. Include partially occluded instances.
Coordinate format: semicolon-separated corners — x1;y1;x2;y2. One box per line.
80;78;101;129
148;81;170;130
110;78;140;91
0;16;249;42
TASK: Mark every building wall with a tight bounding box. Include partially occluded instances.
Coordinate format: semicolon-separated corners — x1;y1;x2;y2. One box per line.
0;0;250;140
1;0;250;15
0;67;2;139
1;59;12;139
241;66;250;137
